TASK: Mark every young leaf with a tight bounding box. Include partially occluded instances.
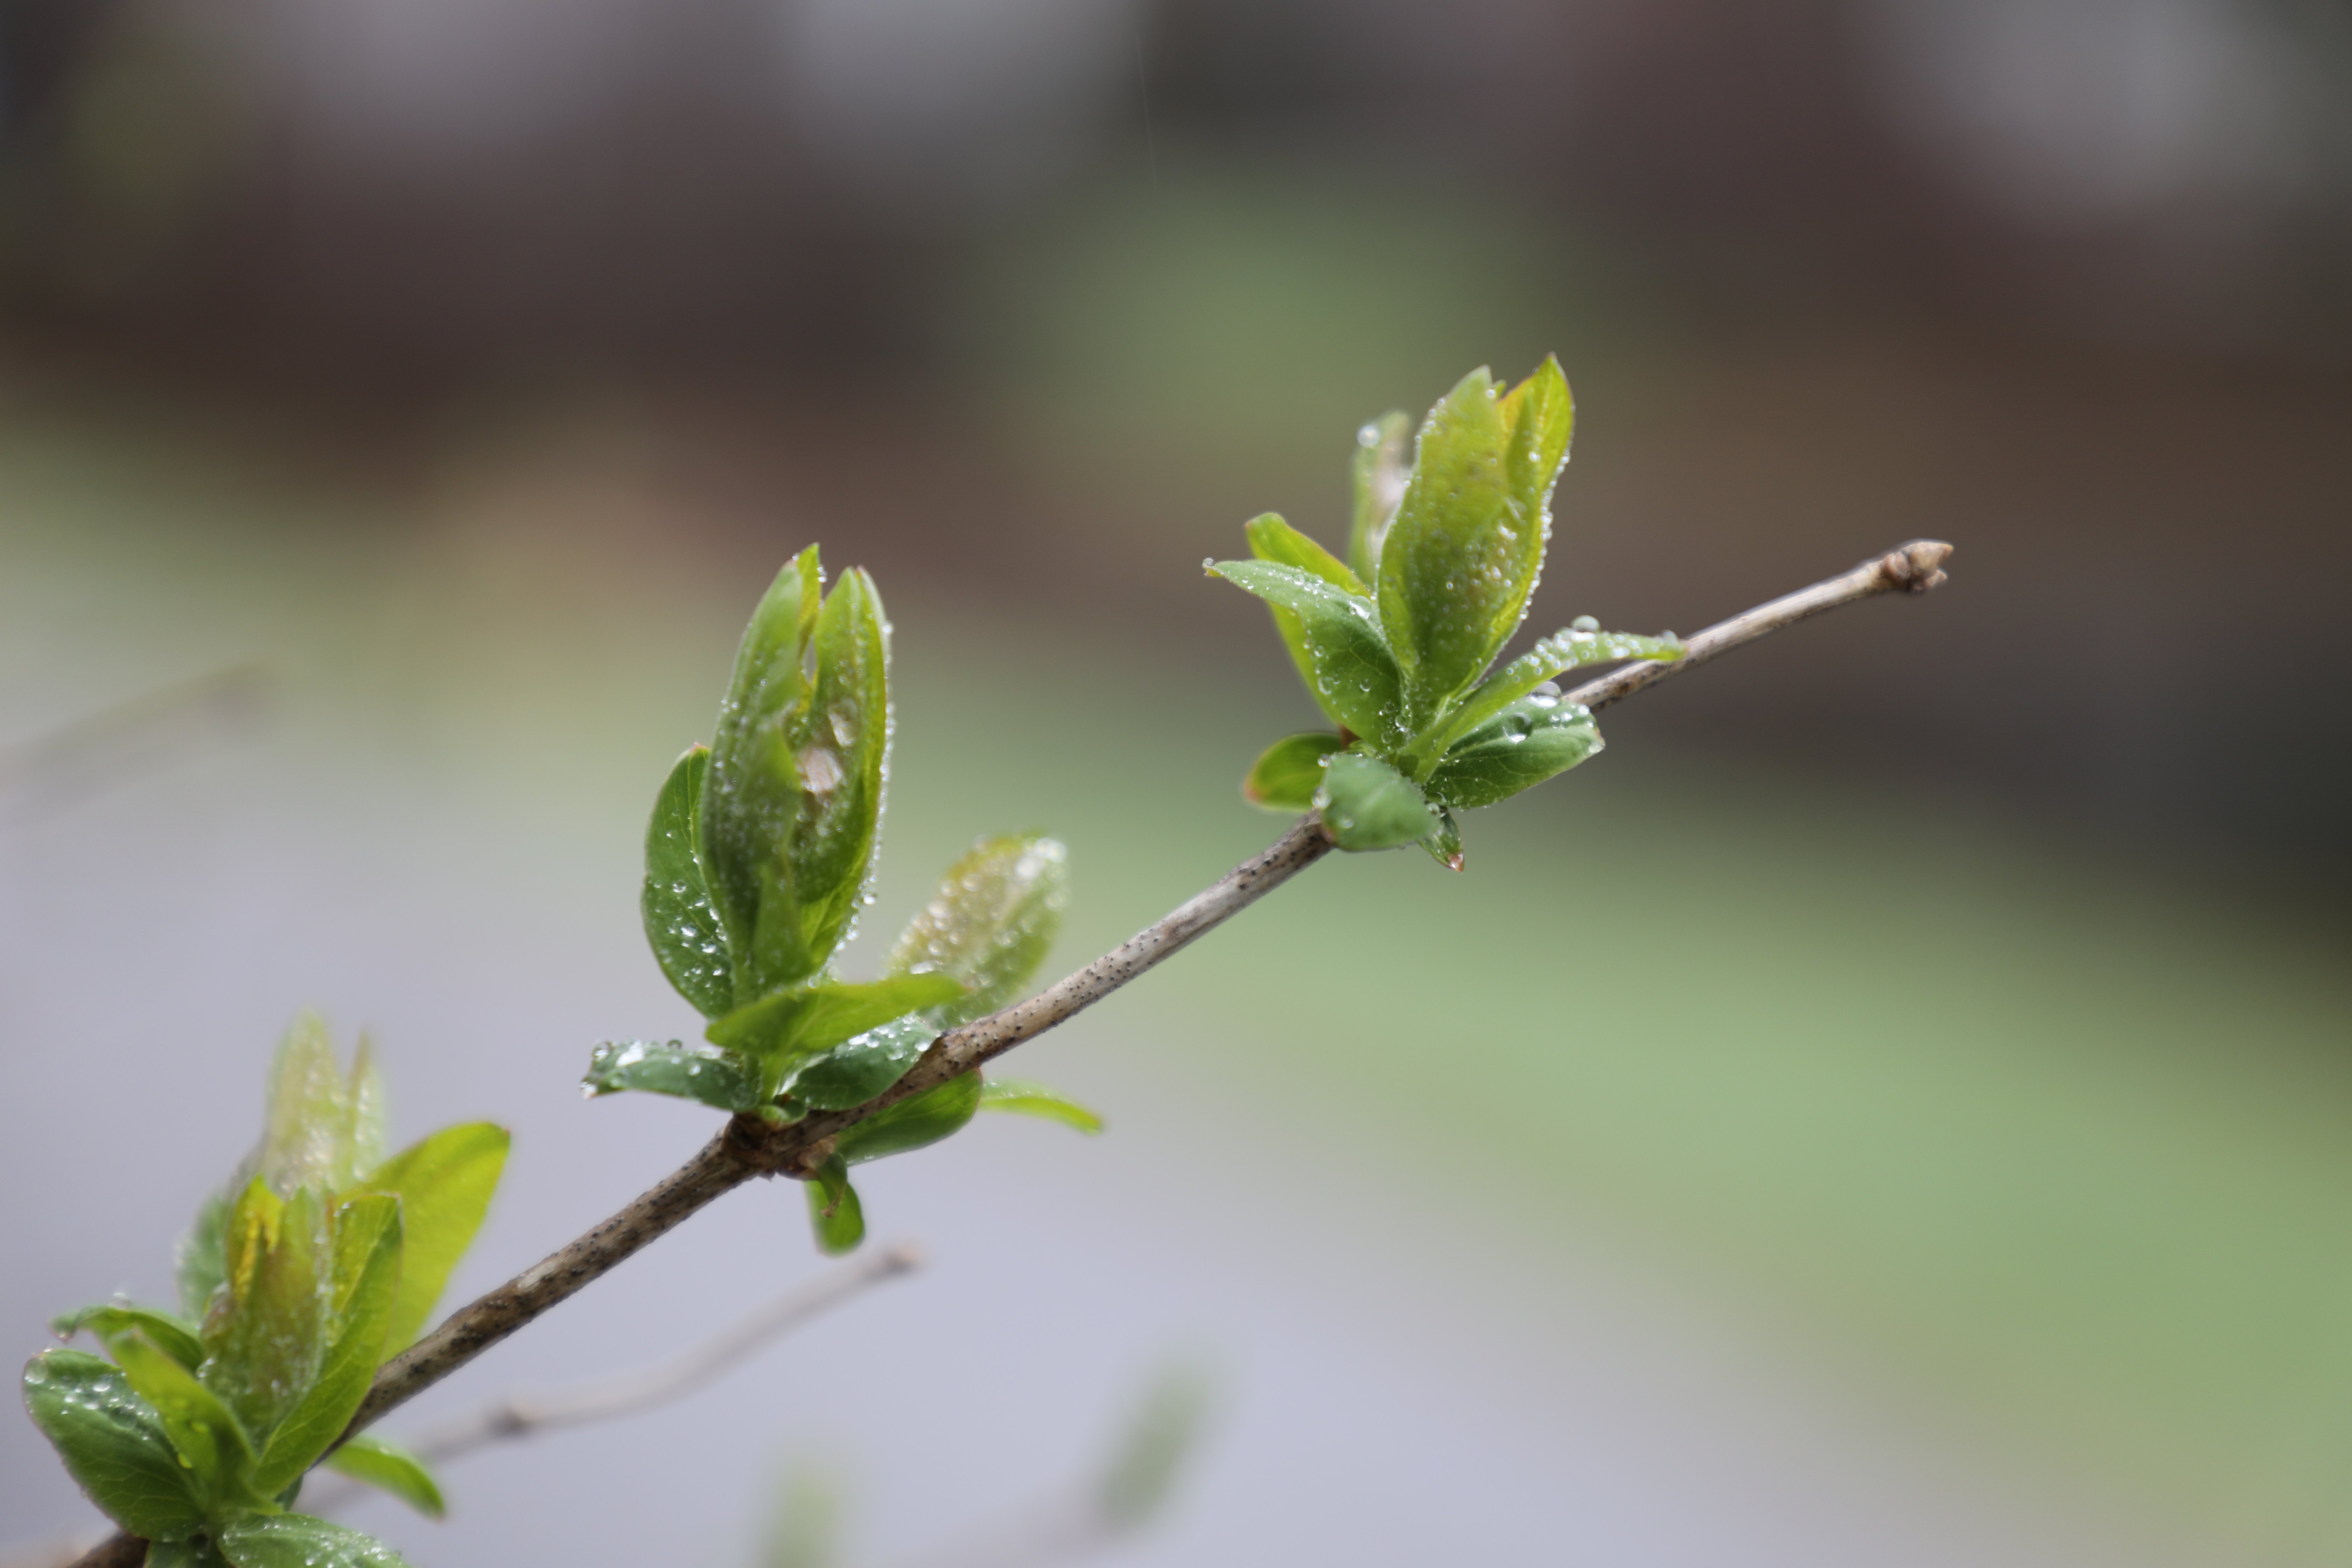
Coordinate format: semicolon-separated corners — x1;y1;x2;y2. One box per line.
251;1195;403;1496
979;1079;1104;1134
805;1157;866;1257
702;547;825;997
1315;751;1441;852
202;1181;328;1443
1377;360;1573;726
836;1071;983;1166
1348;410;1412;584
112;1330;259;1502
1406;625;1679;770
583;1040;764;1112
217;1513;412;1568
51;1303;206;1371
708;974;966;1097
782;1014;934;1112
1246;513;1367;595
1242;733;1343;812
257;1015;382;1199
642;744;735;1018
888;834;1070;1025
1423;696;1603;809
324;1432;445;1519
1205;560;1404;748
21;1350;209;1540
176;1189;230;1322
355;1122;511;1353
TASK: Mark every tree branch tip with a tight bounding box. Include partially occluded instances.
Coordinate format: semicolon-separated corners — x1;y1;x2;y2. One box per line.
1879;539;1953;593
877;1240;927;1273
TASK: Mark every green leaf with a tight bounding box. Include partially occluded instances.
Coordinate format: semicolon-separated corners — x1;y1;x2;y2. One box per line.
355;1122;510;1353
702;546;825;997
257;1015;384;1199
176;1190;230;1322
112;1330;258;1503
775;566;892;989
202;1181;328;1443
150;1539;234;1568
51;1303;206;1371
979;1078;1104;1134
324;1433;445;1519
1420;807;1464;871
251;1195;402;1496
1315;751;1441;851
1245;513;1366;595
642;745;735;1018
1423;695;1602;809
1348;410;1412;584
217;1513;411;1568
1241;733;1343;812
709;974;966;1098
782;1014;934;1112
1205;560;1404;748
1406;624;1679;771
836;1071;983;1166
21;1350;208;1540
1377;360;1573;727
888;834;1070;1025
583;1039;763;1112
1096;1364;1214;1533
804;1157;866;1256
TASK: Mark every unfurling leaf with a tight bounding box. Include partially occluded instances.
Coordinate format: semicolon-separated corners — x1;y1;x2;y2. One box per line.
708;974;965;1099
1377;359;1573;727
1315;751;1440;852
50;1303;206;1371
642;745;734;1018
216;1512;411;1568
356;1121;510;1353
1242;733;1343;812
252;1194;402;1494
979;1079;1104;1134
1348;410;1412;584
1407;624;1678;769
888;833;1070;1025
783;1015;933;1111
325;1432;445;1519
256;1014;385;1200
1207;559;1403;747
805;1157;866;1256
584;1039;763;1111
21;1350;209;1540
836;1071;984;1166
202;1180;327;1442
1423;695;1602;809
176;1190;230;1323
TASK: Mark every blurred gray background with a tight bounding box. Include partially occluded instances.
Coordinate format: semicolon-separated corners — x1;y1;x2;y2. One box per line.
4;1;2350;1563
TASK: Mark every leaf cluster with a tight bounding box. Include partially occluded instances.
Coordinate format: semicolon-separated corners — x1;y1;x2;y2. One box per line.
587;547;1097;1253
23;1017;508;1565
1212;359;1684;864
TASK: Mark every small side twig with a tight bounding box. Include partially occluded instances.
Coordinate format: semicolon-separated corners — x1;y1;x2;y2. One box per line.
68;540;1948;1568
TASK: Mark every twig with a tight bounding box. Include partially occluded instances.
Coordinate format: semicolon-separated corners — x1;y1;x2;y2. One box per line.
299;1243;921;1513
70;541;1949;1568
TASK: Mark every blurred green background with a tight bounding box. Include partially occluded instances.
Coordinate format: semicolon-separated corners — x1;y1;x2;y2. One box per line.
5;2;2351;1564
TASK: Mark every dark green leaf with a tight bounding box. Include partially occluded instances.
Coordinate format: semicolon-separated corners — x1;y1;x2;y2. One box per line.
355;1122;510;1353
1348;410;1412;584
782;1015;934;1111
202;1181;327;1443
1245;513;1366;595
805;1157;866;1256
836;1071;983;1166
1315;752;1441;851
702;547;825;997
112;1330;257;1502
583;1039;763;1112
1424;695;1602;809
1376;360;1573;727
218;1513;411;1568
324;1433;444;1519
1241;733;1342;813
1420;807;1464;871
21;1350;208;1540
641;745;734;1018
979;1079;1104;1134
1205;560;1404;747
51;1303;205;1371
887;834;1070;1025
252;1195;402;1496
708;974;966;1098
1406;624;1679;769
